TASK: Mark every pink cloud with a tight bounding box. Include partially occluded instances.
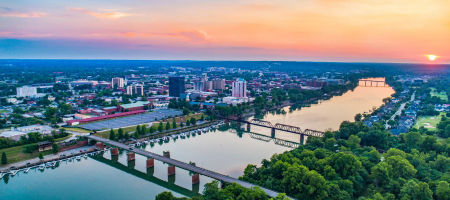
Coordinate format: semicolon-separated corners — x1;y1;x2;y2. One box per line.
68;7;130;19
0;31;52;38
0;8;47;18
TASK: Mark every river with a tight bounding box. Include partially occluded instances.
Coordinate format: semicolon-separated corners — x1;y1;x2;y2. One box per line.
0;78;394;200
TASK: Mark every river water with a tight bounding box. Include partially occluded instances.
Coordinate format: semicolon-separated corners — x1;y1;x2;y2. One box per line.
0;78;394;200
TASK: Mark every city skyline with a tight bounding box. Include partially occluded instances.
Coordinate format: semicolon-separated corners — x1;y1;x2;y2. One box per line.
1;0;449;64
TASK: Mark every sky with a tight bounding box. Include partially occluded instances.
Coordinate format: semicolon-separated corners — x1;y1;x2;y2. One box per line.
0;0;449;63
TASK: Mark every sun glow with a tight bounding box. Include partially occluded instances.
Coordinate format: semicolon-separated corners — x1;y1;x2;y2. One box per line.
426;54;438;61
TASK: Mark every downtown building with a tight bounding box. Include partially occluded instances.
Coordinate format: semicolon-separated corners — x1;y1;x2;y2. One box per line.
16;86;38;97
126;84;144;96
232;78;247;97
169;76;185;97
112;77;126;88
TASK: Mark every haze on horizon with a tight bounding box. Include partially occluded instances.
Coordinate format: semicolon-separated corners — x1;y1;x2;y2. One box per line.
0;0;449;64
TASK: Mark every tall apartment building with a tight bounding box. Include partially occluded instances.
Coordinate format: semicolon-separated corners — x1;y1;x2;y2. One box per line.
16;86;38;97
112;77;125;88
232;78;247;98
212;78;225;90
169;76;185;97
126;84;144;96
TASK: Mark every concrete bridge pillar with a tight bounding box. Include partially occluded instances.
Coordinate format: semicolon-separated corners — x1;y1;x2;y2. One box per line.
271;128;276;136
192;182;200;194
111;148;119;156
147;167;154;176
168;165;176;176
146;158;155;168
127;160;135;169
127;152;135;161
300;134;305;144
192;173;200;185
96;142;105;149
246;123;251;132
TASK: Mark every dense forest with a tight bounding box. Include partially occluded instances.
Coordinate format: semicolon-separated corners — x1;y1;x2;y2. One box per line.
157;120;449;200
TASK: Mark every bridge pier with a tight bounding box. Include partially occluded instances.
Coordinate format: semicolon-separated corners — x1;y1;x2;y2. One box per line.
96;142;105;149
146;167;154;176
146;158;155;168
192;173;200;185
271;128;275;136
127;160;135;169
192;181;200;194
111;148;119;156
300;134;305;144
168;168;176;184
168;165;176;176
127;152;135;162
246;123;251;132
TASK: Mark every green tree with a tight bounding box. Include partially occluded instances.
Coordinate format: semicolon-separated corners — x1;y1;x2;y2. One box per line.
436;181;450;200
172;118;177;129
149;126;155;133
399;180;432;200
38;152;44;160
155;191;176;200
1;152;6;164
166;121;171;130
190;117;196;125
52;143;59;154
109;129;116;140
158;122;164;132
180;122;184;128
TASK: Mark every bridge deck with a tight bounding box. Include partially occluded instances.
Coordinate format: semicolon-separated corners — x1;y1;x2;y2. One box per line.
87;135;290;199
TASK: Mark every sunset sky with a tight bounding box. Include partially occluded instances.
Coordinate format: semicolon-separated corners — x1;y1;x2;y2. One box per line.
1;0;449;63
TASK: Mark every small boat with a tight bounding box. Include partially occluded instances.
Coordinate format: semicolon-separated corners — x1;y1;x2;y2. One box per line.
76;156;81;161
38;164;45;171
10;170;17;176
24;168;30;173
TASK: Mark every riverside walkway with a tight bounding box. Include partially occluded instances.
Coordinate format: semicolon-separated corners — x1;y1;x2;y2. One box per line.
86;135;290;199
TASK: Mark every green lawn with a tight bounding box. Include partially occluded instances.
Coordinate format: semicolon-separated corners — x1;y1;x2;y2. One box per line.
414;113;445;130
430;88;448;101
64;127;91;133
0;145;52;165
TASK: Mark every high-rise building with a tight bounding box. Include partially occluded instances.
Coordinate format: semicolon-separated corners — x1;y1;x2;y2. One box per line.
232;78;247;98
169;76;185;97
112;77;125;88
193;81;204;91
16;86;37;97
205;80;213;91
212;78;225;90
126;84;144;96
135;84;144;96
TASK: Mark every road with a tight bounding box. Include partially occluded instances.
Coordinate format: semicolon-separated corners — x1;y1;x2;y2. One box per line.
385;91;415;129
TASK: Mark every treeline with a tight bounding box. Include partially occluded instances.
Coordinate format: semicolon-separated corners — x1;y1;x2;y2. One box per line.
240;121;449;200
156;120;449;200
0;129;69;149
108;116;205;141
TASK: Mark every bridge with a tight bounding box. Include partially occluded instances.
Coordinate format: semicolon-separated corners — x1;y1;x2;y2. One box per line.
359;79;388;87
225;118;325;144
86;135;291;199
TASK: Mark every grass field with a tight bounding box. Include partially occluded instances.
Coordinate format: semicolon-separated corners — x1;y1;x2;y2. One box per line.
430;88;448;101
414;112;445;130
0;145;52;165
64;127;91;133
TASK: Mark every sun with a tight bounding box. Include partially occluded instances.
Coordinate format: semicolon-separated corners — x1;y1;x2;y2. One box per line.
426;54;438;61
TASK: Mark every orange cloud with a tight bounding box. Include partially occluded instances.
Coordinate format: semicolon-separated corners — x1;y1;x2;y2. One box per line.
120;30;210;42
68;7;130;19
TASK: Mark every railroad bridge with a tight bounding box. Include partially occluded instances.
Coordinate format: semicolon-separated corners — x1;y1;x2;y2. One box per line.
225;117;324;144
85;135;291;199
359;79;388;87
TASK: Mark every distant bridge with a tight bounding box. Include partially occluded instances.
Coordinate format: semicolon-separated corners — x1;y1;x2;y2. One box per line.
225;118;325;144
86;135;292;199
359;79;388;87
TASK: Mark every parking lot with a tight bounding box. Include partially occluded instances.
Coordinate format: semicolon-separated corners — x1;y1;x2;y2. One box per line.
79;109;182;130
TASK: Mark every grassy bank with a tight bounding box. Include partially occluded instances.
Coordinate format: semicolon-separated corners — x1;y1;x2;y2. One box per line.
0;145;52;166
